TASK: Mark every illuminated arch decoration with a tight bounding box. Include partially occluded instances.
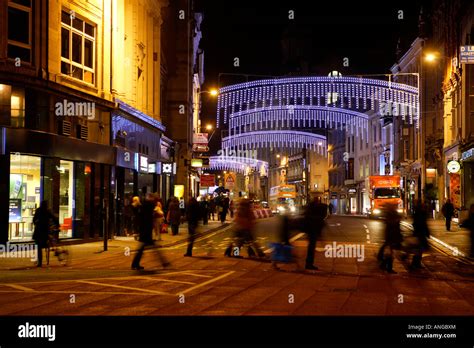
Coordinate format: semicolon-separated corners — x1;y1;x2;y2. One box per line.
216;76;419;150
208;156;269;175
221;130;327;155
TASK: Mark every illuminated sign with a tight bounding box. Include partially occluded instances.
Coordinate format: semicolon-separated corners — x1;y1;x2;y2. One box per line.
447;160;460;174
191;159;203;168
162;163;173;174
140;156;148;172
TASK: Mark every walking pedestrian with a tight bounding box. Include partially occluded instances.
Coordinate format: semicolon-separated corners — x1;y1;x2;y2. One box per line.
33;201;59;267
167;197;181;236
460;204;474;257
184;197;201;257
131;193;169;270
225;199;264;258
303;197;328;270
229;199;235;219
209;198;216;221
410;200;430;269
131;196;141;238
328;202;334;216
200;196;209;225
441;198;455;231
153;194;164;240
377;203;403;273
220;196;230;223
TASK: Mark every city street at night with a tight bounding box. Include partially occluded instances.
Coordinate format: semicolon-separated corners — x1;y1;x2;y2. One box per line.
1;0;474;345
1;215;473;316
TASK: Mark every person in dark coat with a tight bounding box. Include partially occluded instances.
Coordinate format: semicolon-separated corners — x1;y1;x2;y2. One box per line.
200;197;209;225
460;204;474;257
442;199;455;231
209;199;216;221
377;203;403;273
411;201;430;268
131;194;169;270
33;201;58;267
220;196;230;223
167;197;181;236
184;197;201;257
304;197;328;270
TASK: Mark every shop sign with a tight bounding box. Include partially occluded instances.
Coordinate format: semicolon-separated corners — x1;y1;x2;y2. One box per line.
161;162;173;174
193;133;208;145
9;199;21;223
348;188;357;194
461;148;474;161
139;156;148;173
200;174;215;187
116;147;136;170
460;46;474;64
447;160;460;174
148;163;156;173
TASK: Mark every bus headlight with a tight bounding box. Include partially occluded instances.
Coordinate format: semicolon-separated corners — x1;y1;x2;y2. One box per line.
277;206;286;212
373;208;381;215
290;206;296;213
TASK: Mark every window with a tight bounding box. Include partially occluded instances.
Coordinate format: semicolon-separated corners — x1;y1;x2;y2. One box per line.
7;0;32;63
61;10;95;84
10;87;25;127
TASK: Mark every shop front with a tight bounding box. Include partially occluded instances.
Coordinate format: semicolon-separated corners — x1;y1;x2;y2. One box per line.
460;146;474;220
0;128;114;243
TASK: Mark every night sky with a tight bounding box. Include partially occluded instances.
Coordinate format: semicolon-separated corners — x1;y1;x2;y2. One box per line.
195;0;428;148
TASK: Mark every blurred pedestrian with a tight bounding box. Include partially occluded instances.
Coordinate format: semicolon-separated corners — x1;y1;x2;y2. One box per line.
442;198;455;231
153;194;165;240
167;197;181;236
131;196;141;238
184;197;201;257
460;204;474;257
33;201;59;267
225;199;264;258
229;199;235;219
200;196;209;225
303;197;328;270
410;200;430;269
220;196;230;223
328;202;334;216
209;198;216;221
131;193;169;270
377;203;403;273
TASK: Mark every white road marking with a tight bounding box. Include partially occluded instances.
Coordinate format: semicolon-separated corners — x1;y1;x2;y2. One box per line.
3;284;34;291
177;271;235;295
75;280;175;296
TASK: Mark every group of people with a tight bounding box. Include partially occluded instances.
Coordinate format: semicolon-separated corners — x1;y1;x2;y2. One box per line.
198;195;234;224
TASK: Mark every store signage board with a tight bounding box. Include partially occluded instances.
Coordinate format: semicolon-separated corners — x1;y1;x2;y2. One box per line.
162;162;173;174
200;174;215;187
460;46;474;64
116;147;137;170
193;133;209;145
140;156;148;173
191;159;203;168
461;148;474;161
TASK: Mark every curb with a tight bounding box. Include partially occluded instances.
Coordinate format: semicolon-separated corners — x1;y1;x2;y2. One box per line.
400;221;474;264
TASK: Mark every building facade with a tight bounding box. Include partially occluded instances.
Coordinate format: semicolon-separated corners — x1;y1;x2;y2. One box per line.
0;0;176;243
